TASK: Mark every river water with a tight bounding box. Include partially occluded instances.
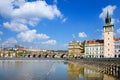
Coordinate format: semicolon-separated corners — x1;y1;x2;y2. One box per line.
0;58;119;80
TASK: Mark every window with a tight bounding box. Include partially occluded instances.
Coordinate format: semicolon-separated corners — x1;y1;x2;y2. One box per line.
115;45;117;48
96;48;98;50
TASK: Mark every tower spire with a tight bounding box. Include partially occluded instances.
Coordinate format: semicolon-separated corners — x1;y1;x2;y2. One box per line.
105;10;111;25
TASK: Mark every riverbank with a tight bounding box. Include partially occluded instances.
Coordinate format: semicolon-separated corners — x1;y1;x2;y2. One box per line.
67;59;120;79
67;58;120;65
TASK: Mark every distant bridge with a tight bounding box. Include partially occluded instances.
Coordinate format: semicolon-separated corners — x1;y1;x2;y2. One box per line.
21;52;68;58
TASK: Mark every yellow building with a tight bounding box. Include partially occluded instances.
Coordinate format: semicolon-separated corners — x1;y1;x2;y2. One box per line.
68;40;83;57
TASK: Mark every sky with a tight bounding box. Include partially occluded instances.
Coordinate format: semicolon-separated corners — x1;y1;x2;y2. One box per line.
0;0;120;50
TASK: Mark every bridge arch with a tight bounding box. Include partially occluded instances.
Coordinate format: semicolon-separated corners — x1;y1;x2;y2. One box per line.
60;54;66;58
44;54;49;58
38;54;41;58
115;54;117;58
33;54;36;58
24;55;26;57
52;54;57;58
119;54;120;58
28;54;31;58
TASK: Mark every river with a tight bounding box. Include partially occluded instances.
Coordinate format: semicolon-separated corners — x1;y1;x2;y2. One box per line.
0;58;119;80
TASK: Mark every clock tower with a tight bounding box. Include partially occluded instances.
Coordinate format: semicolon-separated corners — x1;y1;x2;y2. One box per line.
103;11;114;58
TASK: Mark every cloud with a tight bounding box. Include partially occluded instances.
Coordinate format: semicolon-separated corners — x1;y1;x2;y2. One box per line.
42;40;57;45
17;29;50;42
0;0;63;33
0;0;14;17
0;31;3;35
54;0;58;4
99;5;116;19
117;28;120;34
12;1;61;19
13;0;25;7
78;32;87;38
3;21;29;32
62;18;67;23
0;0;63;46
0;0;62;19
99;5;117;24
2;38;17;46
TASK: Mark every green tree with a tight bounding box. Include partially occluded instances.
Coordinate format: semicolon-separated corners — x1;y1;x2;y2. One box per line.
16;51;24;57
8;51;11;56
81;40;86;53
69;52;75;57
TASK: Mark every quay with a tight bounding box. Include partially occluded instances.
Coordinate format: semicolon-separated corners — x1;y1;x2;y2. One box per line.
68;58;120;78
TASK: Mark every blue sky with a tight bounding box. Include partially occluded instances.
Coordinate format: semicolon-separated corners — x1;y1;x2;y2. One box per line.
0;0;120;50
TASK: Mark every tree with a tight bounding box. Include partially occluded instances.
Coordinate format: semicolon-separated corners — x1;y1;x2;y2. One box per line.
19;51;24;56
16;51;24;57
81;40;86;53
69;52;75;57
8;51;11;56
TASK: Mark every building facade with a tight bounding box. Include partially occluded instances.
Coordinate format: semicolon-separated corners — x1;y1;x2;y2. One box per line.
114;38;120;57
85;38;120;58
68;40;83;57
85;40;104;58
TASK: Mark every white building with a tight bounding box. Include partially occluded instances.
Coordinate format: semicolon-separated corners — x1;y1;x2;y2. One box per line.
114;38;120;57
26;48;47;52
85;40;104;58
85;38;120;58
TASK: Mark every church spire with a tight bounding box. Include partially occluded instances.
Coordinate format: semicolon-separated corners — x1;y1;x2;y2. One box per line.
105;10;111;25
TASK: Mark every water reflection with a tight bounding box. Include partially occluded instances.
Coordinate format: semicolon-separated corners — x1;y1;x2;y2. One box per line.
84;68;103;80
67;62;119;80
0;59;119;80
68;63;84;80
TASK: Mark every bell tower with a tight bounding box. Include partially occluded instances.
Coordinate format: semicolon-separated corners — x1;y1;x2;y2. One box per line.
103;11;114;58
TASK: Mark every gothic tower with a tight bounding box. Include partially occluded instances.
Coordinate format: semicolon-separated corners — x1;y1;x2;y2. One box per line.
103;11;114;58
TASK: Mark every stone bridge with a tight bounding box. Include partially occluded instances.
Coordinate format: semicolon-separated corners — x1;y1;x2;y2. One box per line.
21;52;68;58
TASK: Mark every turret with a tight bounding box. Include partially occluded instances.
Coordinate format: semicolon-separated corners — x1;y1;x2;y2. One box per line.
105;11;111;25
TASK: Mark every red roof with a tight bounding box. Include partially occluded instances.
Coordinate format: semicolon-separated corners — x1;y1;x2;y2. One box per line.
86;37;120;45
114;38;120;41
86;40;104;44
